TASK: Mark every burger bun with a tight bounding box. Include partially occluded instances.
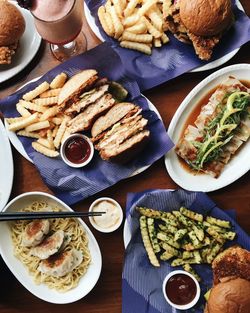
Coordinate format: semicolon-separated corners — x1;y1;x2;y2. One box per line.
0;1;26;46
179;0;233;36
206;277;250;313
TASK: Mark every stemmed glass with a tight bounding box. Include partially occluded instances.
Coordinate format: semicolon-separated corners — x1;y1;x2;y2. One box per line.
31;0;87;62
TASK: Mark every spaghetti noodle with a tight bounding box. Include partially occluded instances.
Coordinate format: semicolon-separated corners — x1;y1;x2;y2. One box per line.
11;201;91;292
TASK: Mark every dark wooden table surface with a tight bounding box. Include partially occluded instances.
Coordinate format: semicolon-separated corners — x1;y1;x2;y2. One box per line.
0;2;249;312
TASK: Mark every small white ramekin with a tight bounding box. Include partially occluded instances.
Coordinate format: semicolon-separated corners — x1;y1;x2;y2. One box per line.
89;197;123;233
60;133;94;168
162;270;200;310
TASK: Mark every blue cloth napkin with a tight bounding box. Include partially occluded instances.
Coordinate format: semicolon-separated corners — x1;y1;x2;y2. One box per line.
0;44;174;205
85;0;250;91
122;189;250;313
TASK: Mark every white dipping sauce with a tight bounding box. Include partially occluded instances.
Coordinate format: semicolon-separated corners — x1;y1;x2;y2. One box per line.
92;200;121;229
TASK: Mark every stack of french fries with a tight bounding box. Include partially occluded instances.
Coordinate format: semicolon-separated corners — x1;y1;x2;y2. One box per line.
98;0;172;55
6;73;71;158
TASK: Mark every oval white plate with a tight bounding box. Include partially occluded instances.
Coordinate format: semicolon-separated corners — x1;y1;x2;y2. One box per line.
84;1;243;73
165;63;250;192
0;120;14;211
0;191;102;304
5;77;162;175
0;2;42;83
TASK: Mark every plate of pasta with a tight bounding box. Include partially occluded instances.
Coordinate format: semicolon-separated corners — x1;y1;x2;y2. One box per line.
0;191;102;304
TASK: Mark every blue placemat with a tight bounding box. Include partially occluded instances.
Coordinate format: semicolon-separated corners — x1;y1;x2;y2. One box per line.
122;189;250;313
0;44;174;205
85;0;250;91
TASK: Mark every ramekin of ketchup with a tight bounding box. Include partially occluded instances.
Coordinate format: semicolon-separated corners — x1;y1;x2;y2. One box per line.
60;133;94;168
162;270;200;310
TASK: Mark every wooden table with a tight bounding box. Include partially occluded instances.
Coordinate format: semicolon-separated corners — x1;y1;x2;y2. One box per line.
0;2;249;312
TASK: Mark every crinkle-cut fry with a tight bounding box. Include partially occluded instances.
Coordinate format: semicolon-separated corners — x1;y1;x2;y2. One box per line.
123;12;140;27
17;130;40;139
162;0;172;19
122;31;153;43
25;120;50;133
61;128;71;144
98;6;115;37
37;138;53;149
161;32;169;44
147;7;163;31
126;22;147;34
112;0;123;18
40;106;58;121
153;38;162;47
53;117;70;149
120;41;152;55
47;129;55;150
52;125;59;138
39;88;61;98
16;103;31;117
33;96;58;106
120;0;127;10
22;82;50;101
141;16;162;38
109;5;124;39
51;117;63;125
32;141;59;158
5;116;25;124
105;0;112;11
8;113;39;132
19;100;46;113
138;0;157;16
124;0;140;17
50;73;67;89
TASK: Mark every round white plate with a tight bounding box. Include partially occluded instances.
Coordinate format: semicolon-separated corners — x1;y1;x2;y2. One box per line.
0;191;102;304
165;63;250;192
5;77;162;175
0;2;41;83
0;120;14;211
84;1;243;73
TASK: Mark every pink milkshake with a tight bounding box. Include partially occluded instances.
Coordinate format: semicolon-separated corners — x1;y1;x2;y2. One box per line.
31;0;83;44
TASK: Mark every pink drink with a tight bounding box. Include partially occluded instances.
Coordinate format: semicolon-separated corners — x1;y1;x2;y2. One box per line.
31;0;83;45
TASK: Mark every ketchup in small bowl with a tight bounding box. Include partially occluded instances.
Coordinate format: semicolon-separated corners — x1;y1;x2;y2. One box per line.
162;270;200;310
60;134;94;168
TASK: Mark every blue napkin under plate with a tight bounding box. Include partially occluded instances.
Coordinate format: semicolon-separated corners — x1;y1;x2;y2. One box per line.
122;189;250;313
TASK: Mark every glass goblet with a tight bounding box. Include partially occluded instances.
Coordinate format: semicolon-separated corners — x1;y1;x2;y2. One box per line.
32;0;87;62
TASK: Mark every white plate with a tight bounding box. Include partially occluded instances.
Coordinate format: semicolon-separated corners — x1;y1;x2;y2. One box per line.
165;63;250;192
0;1;41;83
0;120;14;211
0;191;102;304
84;1;243;73
5;77;162;175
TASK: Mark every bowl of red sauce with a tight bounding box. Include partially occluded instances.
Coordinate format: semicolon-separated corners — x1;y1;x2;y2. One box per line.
162;270;200;310
60;133;94;168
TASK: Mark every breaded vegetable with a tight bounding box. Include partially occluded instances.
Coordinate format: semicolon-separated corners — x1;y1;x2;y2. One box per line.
147;218;160;253
206;216;231;229
160;242;180;257
139;216;160;267
137;207;173;219
180;207;203;222
174;229;188;241
157;232;181;249
158;223;178;234
183;264;201;282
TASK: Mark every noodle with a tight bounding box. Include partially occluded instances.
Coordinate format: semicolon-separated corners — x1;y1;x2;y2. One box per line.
11;201;91;292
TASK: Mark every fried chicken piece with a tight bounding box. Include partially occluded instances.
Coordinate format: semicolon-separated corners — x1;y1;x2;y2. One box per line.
0;42;18;65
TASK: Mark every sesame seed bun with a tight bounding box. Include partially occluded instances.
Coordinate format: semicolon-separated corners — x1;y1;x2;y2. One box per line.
0;1;26;46
179;0;233;36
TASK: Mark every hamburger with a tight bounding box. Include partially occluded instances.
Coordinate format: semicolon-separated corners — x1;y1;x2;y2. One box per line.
205;246;250;313
0;1;26;64
164;0;233;60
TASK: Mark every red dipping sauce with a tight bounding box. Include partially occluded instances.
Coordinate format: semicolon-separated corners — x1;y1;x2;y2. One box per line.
166;274;197;305
64;136;91;164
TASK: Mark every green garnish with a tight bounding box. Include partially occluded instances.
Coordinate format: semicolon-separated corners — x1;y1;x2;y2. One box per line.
189;91;250;170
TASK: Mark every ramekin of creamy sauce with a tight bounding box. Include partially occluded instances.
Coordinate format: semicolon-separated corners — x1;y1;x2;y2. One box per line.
89;198;123;233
